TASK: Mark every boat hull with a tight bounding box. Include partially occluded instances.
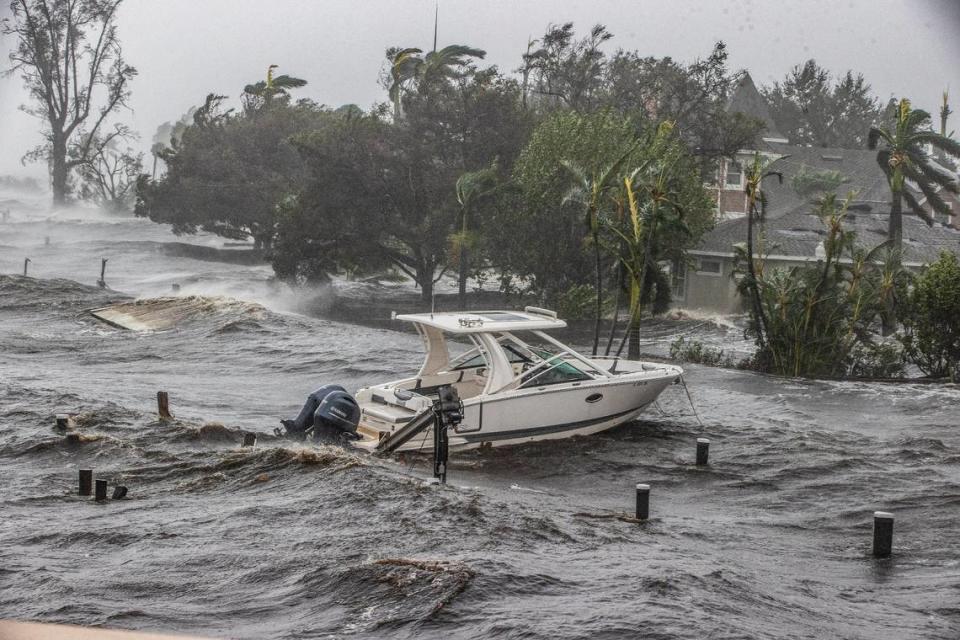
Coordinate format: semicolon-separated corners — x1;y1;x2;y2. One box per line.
366;368;679;452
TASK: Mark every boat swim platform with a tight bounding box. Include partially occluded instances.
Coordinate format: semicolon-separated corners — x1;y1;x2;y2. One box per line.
0;620;212;640
88;296;264;331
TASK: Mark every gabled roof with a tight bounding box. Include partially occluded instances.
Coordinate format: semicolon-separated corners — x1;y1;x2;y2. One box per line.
396;309;567;334
693;202;960;266
727;72;786;142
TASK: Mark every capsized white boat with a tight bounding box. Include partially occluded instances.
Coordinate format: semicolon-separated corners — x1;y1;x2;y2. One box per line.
353;307;683;453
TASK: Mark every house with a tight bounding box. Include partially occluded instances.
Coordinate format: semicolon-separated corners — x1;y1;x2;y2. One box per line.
677;202;960;314
674;73;960;314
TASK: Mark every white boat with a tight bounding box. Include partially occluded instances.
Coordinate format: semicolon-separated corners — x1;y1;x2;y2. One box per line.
353;307;683;453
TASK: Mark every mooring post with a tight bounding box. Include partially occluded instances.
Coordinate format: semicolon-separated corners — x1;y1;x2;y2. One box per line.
23;257;30;276
79;469;93;496
171;283;181;293
242;433;257;448
55;414;69;430
635;483;650;520
696;438;710;466
112;486;128;500
98;258;108;288
157;391;172;420
873;511;894;557
94;479;108;502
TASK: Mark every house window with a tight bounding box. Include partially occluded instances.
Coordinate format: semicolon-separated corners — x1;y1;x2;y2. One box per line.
671;258;687;300
725;161;742;188
697;258;723;276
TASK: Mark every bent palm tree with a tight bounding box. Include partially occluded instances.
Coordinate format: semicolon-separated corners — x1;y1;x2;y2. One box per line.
611;157;687;359
740;152;784;351
868;98;960;251
243;65;307;110
561;145;637;355
388;45;486;118
453;161;499;309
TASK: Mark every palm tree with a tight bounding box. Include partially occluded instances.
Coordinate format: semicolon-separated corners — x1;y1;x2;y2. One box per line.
610;153;687;359
740;152;784;351
868;98;960;251
243;65;307;111
387;45;486;118
561;145;637;355
453;162;499;309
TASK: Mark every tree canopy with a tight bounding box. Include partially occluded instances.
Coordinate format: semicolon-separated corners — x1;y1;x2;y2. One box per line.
3;0;137;204
763;59;883;148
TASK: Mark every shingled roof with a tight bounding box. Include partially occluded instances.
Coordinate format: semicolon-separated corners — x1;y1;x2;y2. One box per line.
693;202;960;266
751;142;892;216
727;72;787;142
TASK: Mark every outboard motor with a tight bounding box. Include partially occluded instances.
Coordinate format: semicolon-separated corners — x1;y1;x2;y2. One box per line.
277;384;347;439
309;391;361;442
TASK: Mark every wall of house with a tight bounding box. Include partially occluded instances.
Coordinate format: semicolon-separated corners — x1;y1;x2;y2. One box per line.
674;255;743;315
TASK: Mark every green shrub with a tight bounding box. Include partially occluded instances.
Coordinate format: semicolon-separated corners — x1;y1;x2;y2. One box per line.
669;336;734;367
735;195;903;378
849;341;905;378
900;252;960;380
555;284;598;320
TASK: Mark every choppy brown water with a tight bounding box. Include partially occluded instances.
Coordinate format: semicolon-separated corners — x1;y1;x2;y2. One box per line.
1;193;958;639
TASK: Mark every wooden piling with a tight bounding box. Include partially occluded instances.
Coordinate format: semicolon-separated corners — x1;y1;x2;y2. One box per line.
873;511;893;557
242;433;257;448
55;414;69;430
157;391;172;420
95;479;108;501
79;469;93;496
112;486;128;500
696;438;710;466
23;258;30;276
635;483;650;520
98;258;108;288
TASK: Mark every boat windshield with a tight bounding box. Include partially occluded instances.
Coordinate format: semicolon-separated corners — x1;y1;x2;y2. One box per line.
448;335;597;388
452;343;530;370
518;348;592;388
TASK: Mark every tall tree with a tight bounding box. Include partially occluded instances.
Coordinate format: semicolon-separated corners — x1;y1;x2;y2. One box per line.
242;65;307;114
739;153;783;352
3;0;137;204
75;136;143;211
609;124;688;359
136;94;324;249
521;22;611;112
453;162;499;309
387;44;486;118
868;98;960;252
763;60;882;148
561;145;636;355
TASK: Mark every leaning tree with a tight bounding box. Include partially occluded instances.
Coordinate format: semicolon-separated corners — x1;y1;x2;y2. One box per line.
868;98;960;253
3;0;137;205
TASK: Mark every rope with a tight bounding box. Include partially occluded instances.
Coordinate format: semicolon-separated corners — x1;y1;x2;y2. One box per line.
678;374;704;428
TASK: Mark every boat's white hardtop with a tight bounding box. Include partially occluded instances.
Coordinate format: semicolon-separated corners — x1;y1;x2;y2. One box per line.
395;309;567;334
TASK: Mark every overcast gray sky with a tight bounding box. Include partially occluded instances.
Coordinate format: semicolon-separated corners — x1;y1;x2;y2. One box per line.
2;0;959;181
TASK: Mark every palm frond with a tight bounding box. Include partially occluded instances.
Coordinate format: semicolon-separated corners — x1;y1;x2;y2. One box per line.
901;164;950;219
900;188;930;224
271;75;307;89
913;131;960;159
915;159;959;193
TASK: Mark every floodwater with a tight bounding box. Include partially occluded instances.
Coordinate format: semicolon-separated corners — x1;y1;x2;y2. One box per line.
1;192;958;639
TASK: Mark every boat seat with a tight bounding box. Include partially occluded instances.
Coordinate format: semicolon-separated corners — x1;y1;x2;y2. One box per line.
362;403;416;425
